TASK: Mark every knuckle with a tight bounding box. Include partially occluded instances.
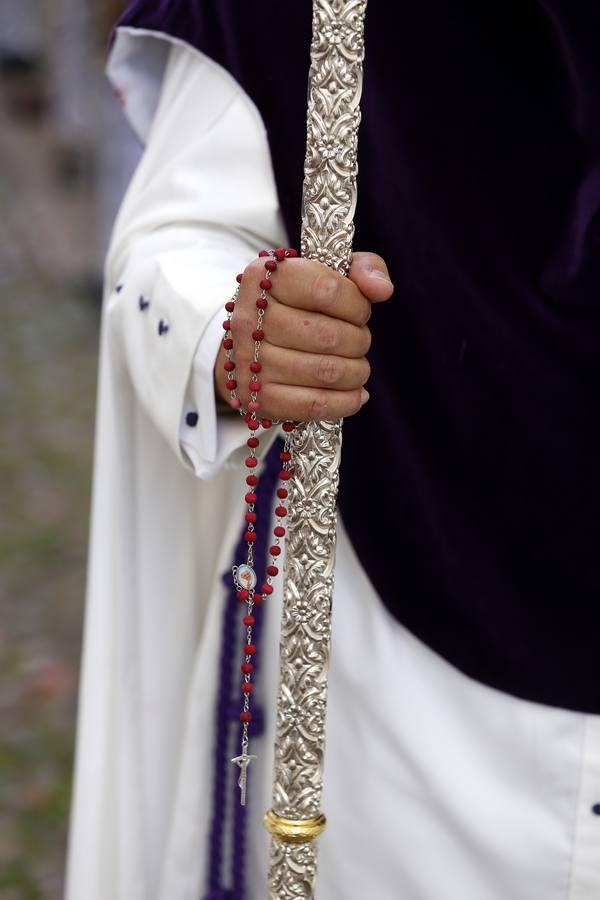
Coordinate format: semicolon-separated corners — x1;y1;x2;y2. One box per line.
313;271;340;310
316;355;343;385
316;321;340;352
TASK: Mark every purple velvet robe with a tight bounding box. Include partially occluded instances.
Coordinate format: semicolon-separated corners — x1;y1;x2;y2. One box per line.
116;1;600;713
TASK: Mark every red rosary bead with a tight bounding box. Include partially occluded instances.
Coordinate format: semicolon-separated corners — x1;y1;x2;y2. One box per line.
225;301;235;312
223;338;233;350
261;583;274;595
280;451;291;461
244;643;257;655
223;320;232;331
279;470;291;481
277;488;288;499
251;329;264;342
247;437;259;448
267;565;278;577
245;456;258;468
253;593;264;606
240;711;252;723
245;512;257;523
248;400;260;413
241;662;254;674
245;491;257;503
262;418;272;429
236;273;243;283
237;589;249;601
286;248;299;258
224;361;235;372
226;378;237;390
256;298;268;309
241;682;254;694
259;278;272;291
275;506;288;518
274;247;286;261
265;260;277;271
274;526;285;537
282;422;295;432
230;397;241;410
270;545;281;556
244;530;257;542
249;379;261;392
258;249;269;257
247;419;260;431
250;361;262;373
243;615;255;626
246;475;258;486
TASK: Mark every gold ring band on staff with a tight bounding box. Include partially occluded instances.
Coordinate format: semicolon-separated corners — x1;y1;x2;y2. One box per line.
264;810;327;844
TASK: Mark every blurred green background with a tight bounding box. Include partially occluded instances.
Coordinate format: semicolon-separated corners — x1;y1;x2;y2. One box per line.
0;2;136;896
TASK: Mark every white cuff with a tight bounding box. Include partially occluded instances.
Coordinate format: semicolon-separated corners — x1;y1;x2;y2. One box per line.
180;304;250;479
105;233;257;471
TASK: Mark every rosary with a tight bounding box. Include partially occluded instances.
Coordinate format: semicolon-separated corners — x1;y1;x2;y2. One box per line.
222;247;298;806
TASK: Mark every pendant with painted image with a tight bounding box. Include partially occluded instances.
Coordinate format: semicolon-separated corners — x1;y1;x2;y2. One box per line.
233;563;257;592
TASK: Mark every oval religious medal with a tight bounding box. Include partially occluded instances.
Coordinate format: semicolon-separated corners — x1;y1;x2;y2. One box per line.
235;564;257;591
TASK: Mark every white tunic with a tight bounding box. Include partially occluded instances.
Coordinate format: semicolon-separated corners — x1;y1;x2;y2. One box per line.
66;30;600;900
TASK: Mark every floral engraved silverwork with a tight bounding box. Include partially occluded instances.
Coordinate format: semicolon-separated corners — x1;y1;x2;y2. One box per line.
266;2;368;898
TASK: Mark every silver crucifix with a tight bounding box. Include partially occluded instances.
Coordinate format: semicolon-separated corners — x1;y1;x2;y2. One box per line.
231;753;257;807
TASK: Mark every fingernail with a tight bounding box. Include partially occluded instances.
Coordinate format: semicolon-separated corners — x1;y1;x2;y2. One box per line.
360;388;370;405
370;269;393;285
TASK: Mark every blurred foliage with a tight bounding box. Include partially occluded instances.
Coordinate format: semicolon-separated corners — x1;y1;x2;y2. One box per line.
0;273;98;897
0;2;131;895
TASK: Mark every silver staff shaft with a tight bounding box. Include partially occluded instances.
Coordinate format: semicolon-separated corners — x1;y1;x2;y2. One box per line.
264;2;368;896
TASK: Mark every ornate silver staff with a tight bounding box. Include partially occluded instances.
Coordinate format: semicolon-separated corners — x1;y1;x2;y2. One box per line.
264;1;368;896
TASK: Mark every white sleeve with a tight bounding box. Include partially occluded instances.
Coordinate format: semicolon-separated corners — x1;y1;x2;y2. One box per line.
104;31;288;478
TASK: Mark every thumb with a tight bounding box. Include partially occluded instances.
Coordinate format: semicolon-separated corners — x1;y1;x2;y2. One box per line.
348;252;394;303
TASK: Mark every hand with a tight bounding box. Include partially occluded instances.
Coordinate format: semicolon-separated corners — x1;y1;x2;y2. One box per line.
215;251;394;421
